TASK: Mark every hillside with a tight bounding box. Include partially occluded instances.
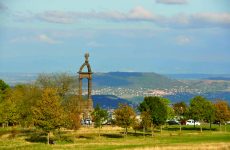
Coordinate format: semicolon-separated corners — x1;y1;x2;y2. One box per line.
93;72;185;89
92;95;132;109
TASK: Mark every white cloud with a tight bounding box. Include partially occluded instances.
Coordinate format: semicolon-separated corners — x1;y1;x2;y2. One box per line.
11;34;61;44
192;12;230;25
127;6;156;21
156;0;187;5
161;12;230;28
176;36;191;45
37;11;75;24
36;34;61;44
11;6;230;29
36;6;156;23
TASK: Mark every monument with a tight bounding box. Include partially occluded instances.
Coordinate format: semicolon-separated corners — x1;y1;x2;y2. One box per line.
78;53;93;118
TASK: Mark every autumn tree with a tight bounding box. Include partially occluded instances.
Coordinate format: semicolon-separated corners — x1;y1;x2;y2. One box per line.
62;95;82;130
92;104;108;137
32;88;64;144
139;96;168;136
140;111;151;137
173;101;188;131
114;104;136;135
173;101;188;120
132;118;140;134
214;100;230;130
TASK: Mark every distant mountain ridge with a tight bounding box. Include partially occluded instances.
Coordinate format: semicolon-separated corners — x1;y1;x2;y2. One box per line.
93;72;185;89
1;72;230;92
0;72;185;89
166;74;230;80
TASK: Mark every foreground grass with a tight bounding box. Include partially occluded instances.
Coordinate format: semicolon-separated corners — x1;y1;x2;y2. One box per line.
0;125;230;150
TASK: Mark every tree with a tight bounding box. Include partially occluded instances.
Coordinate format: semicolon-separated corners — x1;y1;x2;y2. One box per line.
114;104;136;135
173;101;188;131
139;96;168;136
140;111;151;137
36;73;74;98
204;101;215;130
188;96;209;132
0;79;9;92
0;95;20;127
173;101;188;120
162;98;174;120
9;84;42;128
32;88;64;144
132;118;140;135
0;79;10;102
62;95;82;130
0;85;24;127
92;104;108;137
214;100;230;131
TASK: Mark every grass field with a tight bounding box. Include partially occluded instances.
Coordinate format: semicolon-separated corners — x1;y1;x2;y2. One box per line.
0;124;230;150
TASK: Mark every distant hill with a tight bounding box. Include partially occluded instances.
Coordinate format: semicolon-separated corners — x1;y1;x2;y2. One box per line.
1;72;230;92
0;72;184;89
0;72;37;86
127;92;230;105
166;74;230;80
92;95;132;109
93;72;185;89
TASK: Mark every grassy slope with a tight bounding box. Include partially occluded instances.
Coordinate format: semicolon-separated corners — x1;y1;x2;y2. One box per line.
1;125;230;150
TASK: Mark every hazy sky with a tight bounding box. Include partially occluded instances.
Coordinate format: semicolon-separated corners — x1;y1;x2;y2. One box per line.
0;0;230;74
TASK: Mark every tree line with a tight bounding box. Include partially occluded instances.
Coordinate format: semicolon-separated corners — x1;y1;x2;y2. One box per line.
0;73;230;143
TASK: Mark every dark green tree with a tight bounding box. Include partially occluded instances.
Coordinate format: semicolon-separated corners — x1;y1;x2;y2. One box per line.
162;98;174;120
114;104;136;135
204;101;215;130
0;79;10;102
92;104;108;137
139;96;168;136
188;96;209;132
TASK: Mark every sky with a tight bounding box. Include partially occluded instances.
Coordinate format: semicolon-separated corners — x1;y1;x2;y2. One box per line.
0;0;230;74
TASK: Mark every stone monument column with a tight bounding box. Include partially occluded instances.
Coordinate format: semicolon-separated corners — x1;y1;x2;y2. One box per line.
78;53;93;118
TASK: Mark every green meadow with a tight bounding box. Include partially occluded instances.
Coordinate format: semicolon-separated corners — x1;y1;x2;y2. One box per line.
1;124;230;150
